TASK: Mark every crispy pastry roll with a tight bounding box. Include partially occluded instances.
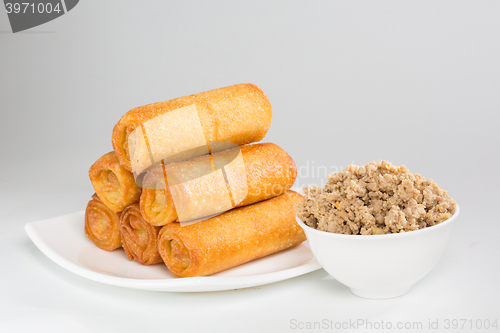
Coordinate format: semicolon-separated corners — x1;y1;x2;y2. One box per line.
157;190;306;277
89;151;142;213
84;194;122;251
112;83;273;172
140;142;297;226
119;203;163;265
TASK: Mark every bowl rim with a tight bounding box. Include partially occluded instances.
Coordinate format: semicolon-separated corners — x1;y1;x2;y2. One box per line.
296;204;460;239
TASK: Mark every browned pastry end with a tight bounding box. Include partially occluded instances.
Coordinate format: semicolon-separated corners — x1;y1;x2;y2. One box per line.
89;151;142;213
84;194;122;251
119;203;163;265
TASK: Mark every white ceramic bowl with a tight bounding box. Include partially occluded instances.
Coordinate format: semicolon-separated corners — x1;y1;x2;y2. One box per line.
296;205;460;299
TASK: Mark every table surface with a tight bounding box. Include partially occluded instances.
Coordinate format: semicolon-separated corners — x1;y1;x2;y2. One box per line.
1;1;499;332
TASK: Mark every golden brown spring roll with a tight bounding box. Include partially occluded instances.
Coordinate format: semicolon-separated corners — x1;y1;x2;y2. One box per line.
119;203;163;265
140;142;297;226
157;190;306;277
89;151;142;213
84;194;122;251
112;83;272;171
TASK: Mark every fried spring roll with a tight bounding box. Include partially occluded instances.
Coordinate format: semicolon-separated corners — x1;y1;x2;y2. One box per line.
119;203;163;265
89;151;142;213
140;143;297;226
84;194;122;251
112;83;273;171
157;190;306;277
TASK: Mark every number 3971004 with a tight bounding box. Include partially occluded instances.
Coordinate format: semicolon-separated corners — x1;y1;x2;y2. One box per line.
5;2;62;14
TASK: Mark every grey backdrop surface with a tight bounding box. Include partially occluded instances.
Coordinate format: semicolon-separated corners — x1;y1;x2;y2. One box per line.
1;1;499;332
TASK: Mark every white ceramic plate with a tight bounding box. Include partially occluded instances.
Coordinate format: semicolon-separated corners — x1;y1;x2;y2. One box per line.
25;211;321;292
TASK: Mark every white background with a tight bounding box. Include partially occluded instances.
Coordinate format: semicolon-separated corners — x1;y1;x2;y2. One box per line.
1;1;499;332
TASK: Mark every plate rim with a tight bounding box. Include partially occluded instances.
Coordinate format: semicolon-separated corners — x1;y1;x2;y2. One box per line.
25;211;322;292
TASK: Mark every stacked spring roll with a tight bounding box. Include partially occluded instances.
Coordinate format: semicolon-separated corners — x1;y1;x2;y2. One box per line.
85;83;306;275
158;191;305;277
140;142;297;226
112;83;272;171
